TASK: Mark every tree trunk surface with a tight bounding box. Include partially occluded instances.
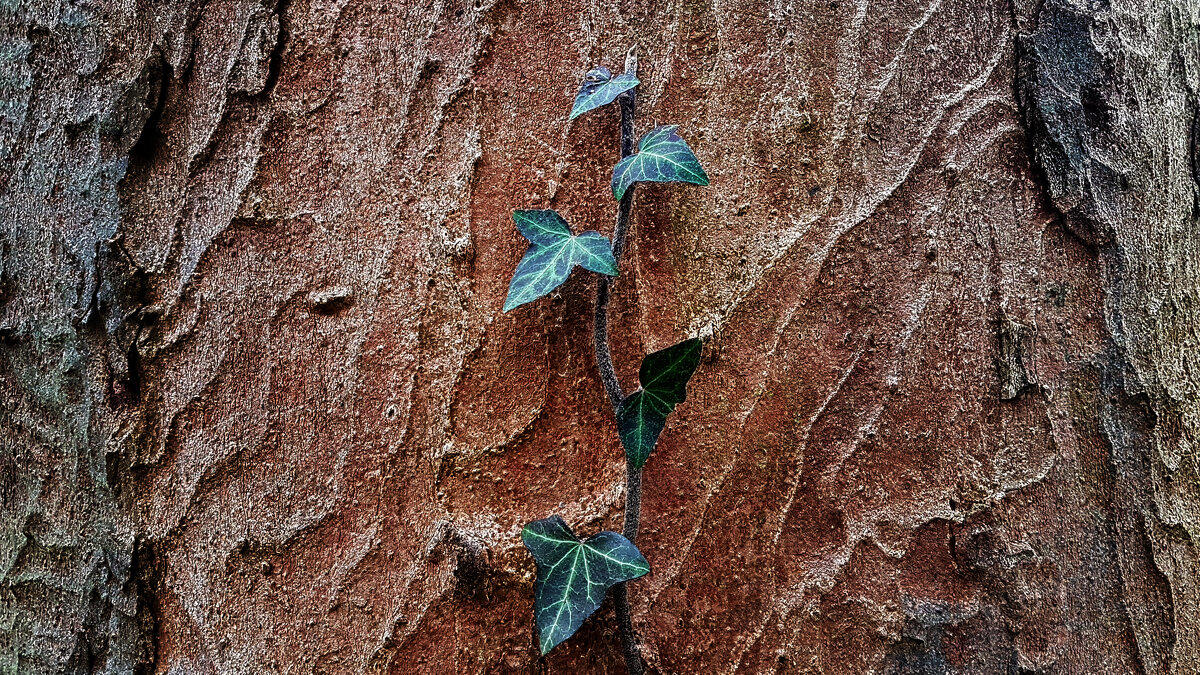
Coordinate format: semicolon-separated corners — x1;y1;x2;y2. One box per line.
2;0;1199;673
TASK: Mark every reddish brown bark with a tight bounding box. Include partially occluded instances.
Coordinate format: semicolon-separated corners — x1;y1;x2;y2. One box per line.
2;0;1198;673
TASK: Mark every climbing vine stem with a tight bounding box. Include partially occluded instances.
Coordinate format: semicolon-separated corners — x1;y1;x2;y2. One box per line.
508;44;708;673
592;49;646;675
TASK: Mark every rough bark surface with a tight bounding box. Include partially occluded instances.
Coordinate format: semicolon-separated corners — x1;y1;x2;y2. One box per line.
2;0;1198;673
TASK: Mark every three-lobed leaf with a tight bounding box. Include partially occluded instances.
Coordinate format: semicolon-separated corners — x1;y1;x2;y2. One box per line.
522;516;650;654
616;338;703;468
569;66;640;120
611;125;709;201
504;210;618;312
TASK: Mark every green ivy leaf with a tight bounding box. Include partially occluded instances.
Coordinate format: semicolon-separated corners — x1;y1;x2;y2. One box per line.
616;338;702;468
504;210;618;312
522;516;650;654
569;66;640;120
610;125;709;201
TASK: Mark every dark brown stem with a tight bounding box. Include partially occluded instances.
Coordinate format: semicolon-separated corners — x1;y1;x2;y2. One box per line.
593;48;645;675
594;61;638;411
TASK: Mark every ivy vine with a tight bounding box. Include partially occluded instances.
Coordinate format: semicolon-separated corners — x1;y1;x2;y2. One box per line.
502;48;709;673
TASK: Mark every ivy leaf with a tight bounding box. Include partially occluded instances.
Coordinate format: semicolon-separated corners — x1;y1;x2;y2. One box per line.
610;125;709;201
616;338;703;468
569;66;640;120
522;516;650;654
504;210;618;312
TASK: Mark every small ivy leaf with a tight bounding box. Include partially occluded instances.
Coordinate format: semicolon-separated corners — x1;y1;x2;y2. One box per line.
504;210;618;312
610;125;709;201
569;66;640;120
616;338;703;468
522;516;650;654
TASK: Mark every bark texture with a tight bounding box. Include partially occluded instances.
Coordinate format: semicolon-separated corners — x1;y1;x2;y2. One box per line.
2;0;1199;673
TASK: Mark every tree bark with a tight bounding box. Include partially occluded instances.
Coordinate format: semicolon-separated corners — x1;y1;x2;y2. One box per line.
2;1;1198;673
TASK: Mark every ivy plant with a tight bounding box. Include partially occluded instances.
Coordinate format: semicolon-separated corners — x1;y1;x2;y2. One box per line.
504;210;618;312
616;338;703;469
522;516;649;654
501;49;710;674
611;125;708;200
569;66;639;120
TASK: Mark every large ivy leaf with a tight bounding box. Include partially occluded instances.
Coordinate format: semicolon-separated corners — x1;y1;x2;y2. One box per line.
616;338;702;468
569;66;640;120
610;125;709;201
504;210;618;312
522;516;650;654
